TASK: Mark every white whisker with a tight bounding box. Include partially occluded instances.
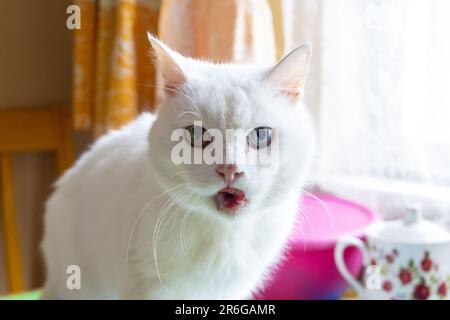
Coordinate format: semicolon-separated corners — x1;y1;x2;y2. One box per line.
124;183;187;282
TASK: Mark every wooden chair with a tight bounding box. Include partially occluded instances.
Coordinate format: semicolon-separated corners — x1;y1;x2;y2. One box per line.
0;107;74;293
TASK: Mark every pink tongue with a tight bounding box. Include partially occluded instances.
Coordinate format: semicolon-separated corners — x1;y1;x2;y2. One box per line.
220;188;245;202
218;188;246;209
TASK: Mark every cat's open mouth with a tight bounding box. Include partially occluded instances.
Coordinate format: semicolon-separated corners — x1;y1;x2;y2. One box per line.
215;187;247;214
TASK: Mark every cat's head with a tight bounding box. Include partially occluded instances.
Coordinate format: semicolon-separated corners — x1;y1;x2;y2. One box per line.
148;34;315;221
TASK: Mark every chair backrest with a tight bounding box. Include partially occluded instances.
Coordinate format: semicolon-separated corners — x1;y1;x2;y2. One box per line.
0;107;74;293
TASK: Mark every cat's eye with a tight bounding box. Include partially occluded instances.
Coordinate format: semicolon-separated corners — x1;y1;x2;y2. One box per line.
247;126;272;149
185;125;213;149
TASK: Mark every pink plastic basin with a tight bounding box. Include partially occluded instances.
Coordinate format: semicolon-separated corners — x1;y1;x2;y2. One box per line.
255;192;379;300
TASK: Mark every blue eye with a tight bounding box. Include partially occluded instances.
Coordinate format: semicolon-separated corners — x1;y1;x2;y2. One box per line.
248;126;272;149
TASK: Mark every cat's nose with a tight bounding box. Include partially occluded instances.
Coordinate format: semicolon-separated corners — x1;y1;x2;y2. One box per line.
216;164;243;186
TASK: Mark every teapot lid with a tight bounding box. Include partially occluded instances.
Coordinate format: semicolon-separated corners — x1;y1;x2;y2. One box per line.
367;205;450;244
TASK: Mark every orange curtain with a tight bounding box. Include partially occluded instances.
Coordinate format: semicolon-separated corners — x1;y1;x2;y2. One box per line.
73;0;160;135
159;0;277;64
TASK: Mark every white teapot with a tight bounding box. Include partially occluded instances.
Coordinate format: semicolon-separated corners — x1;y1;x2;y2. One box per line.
335;207;450;300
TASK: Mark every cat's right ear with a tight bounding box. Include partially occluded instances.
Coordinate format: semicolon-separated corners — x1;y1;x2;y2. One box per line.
147;33;186;95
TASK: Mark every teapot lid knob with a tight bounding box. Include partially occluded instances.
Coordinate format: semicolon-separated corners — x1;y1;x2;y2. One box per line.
404;204;423;226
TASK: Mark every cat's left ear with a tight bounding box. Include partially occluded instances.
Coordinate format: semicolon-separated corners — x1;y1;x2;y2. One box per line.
264;44;312;100
147;33;186;95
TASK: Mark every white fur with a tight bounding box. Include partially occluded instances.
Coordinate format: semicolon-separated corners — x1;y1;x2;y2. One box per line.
41;36;315;299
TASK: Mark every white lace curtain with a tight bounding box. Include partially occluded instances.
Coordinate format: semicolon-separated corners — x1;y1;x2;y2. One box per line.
283;0;450;224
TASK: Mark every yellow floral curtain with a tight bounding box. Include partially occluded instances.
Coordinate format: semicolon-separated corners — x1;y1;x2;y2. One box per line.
73;0;283;135
73;0;160;135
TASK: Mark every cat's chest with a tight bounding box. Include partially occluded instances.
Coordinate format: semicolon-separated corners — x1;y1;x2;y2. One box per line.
157;243;272;299
153;212;290;298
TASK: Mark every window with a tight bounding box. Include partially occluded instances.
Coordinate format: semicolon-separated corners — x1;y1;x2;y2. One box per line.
284;0;450;222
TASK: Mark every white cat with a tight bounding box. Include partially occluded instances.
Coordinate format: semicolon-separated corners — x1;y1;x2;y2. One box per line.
41;34;315;299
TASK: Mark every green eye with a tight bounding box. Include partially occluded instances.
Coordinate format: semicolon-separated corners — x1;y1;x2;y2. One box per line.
248;126;272;149
185;125;213;149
